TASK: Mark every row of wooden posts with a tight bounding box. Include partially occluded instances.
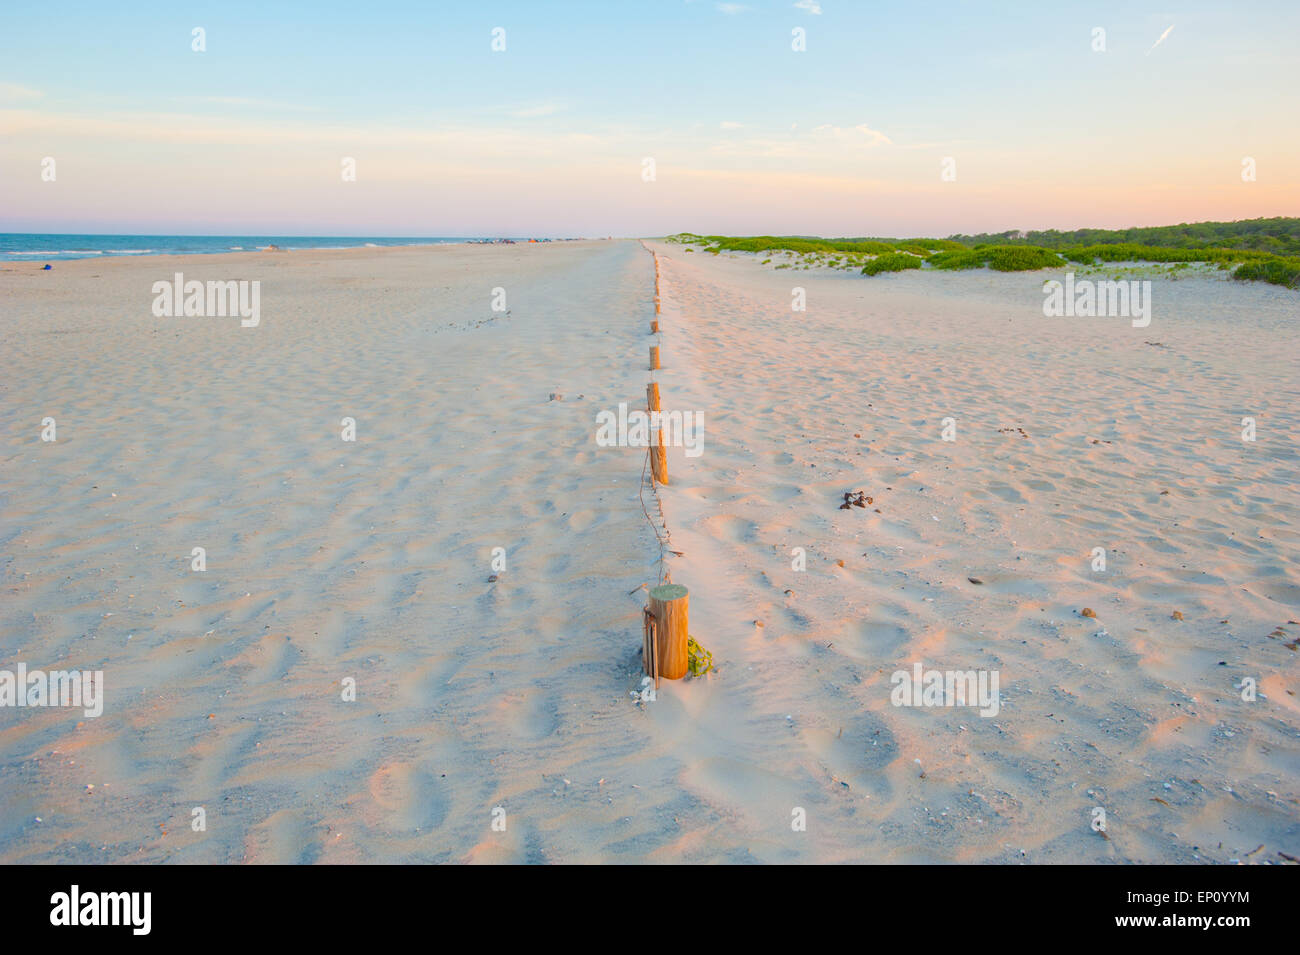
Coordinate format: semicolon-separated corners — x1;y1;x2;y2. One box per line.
644;248;689;685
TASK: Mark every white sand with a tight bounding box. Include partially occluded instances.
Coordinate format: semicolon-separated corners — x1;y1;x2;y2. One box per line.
645;241;1300;862
1;240;1297;863
1;242;665;863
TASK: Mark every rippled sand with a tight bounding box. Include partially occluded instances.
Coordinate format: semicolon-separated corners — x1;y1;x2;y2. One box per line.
645;241;1299;862
1;240;1296;863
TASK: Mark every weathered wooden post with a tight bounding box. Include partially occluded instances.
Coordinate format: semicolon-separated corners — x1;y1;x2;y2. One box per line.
648;583;689;680
649;345;660;370
642;610;659;687
647;382;667;485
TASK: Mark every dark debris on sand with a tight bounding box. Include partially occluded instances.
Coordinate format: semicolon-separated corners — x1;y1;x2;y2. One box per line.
839;490;873;510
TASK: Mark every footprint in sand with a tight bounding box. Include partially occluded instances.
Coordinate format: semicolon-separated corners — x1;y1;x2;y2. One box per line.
701;513;761;544
366;761;451;833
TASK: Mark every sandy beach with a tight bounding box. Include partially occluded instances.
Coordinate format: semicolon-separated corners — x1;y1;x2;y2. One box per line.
1;240;1297;864
646;241;1300;863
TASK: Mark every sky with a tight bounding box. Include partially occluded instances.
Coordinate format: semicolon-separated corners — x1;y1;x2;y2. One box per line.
1;0;1297;237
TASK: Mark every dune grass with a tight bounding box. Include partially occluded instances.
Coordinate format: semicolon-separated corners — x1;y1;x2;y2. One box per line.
1231;258;1300;288
926;246;1065;271
667;219;1300;287
1061;243;1270;265
860;252;924;275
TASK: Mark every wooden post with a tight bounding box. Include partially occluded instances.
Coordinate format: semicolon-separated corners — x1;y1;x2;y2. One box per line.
647;382;667;485
649;345;660;370
650;432;668;485
648;584;689;679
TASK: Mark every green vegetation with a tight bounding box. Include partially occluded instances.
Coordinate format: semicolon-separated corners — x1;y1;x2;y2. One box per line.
923;247;984;270
861;251;923;275
666;218;1300;288
950;217;1300;256
1061;243;1270;266
667;233;962;258
986;247;1067;271
686;636;714;678
927;246;1064;271
697;235;893;255
1232;258;1300;288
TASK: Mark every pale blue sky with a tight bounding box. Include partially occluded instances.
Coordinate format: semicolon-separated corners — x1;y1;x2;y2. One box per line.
2;1;1297;235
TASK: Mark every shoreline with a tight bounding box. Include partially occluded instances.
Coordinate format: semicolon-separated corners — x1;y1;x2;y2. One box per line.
0;236;603;265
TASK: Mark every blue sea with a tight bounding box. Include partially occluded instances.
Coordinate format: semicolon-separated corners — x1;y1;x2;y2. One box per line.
0;234;535;262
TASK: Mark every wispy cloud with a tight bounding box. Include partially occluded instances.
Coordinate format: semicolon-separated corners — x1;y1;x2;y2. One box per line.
698;122;897;166
809;123;893;147
794;0;823;14
0;107;902;183
0;108;604;159
0;82;42;101
186;95;323;112
716;3;748;14
1146;24;1175;55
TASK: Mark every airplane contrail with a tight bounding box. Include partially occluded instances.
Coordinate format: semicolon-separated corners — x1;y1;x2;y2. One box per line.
1146;24;1175;55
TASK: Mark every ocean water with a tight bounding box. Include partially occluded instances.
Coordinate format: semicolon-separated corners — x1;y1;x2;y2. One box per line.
0;234;518;262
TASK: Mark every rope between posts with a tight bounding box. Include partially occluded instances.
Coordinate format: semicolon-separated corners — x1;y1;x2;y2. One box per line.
639;443;671;584
637;241;671;585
